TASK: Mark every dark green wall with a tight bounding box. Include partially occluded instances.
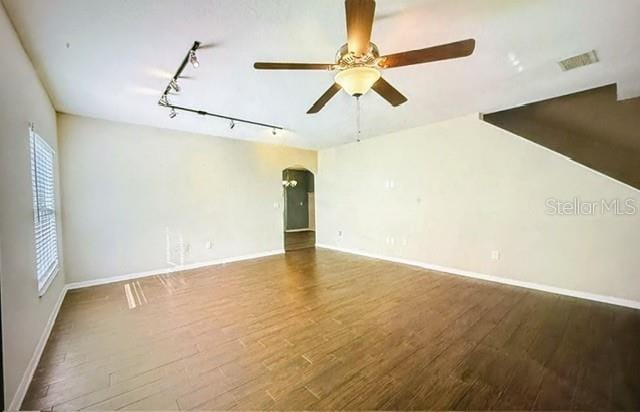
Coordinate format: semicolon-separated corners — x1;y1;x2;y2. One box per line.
283;169;314;230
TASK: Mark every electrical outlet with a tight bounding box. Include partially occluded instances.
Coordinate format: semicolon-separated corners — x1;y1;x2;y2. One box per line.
205;241;213;250
337;230;343;238
273;202;280;209
491;250;501;261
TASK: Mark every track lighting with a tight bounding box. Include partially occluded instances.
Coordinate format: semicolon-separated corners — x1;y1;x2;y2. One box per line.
156;41;283;133
169;79;180;93
189;50;199;68
158;95;169;107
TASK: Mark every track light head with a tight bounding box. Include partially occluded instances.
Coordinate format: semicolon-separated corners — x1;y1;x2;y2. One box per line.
169;108;177;119
189;50;199;68
272;128;277;136
158;95;169;107
230;120;235;130
169;79;180;93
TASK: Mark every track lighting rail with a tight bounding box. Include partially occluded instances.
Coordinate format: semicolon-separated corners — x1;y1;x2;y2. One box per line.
166;104;284;131
161;41;200;97
158;41;284;133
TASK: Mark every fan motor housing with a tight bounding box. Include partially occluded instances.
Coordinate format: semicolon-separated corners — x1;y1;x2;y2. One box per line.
336;42;380;67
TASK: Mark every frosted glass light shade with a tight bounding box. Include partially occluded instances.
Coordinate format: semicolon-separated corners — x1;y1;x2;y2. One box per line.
335;67;381;96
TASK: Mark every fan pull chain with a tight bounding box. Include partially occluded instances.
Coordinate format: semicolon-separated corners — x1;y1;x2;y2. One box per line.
356;96;361;142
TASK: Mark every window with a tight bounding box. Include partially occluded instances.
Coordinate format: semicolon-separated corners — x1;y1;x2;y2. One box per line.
30;128;59;295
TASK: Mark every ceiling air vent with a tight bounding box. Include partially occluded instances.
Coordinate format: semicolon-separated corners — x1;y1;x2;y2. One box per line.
558;50;599;71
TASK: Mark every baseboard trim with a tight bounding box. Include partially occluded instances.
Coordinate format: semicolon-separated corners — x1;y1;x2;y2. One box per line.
66;249;285;290
317;244;640;310
8;285;68;411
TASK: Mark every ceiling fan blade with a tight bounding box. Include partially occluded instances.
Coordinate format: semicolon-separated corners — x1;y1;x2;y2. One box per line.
307;83;343;114
371;77;407;107
378;38;476;68
345;0;376;56
254;62;334;70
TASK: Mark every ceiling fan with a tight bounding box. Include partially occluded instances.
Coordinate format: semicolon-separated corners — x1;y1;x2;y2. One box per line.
254;0;476;114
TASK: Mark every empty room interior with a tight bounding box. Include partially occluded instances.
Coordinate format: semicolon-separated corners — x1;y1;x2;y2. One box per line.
2;0;640;410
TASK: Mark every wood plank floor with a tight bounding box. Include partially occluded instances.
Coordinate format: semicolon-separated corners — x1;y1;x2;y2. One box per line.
284;230;316;251
23;248;640;411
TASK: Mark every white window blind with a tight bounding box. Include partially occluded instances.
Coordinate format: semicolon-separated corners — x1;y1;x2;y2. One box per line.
30;129;59;295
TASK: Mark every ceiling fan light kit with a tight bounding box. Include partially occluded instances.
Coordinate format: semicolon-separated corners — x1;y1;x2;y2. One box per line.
335;66;381;96
254;0;476;114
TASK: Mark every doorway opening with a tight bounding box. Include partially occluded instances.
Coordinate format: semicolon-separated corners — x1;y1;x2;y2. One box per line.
282;167;315;251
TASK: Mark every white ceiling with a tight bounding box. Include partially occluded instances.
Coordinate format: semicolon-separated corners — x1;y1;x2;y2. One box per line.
3;0;640;149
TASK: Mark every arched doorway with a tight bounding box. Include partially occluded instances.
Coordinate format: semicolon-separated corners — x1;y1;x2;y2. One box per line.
282;167;316;251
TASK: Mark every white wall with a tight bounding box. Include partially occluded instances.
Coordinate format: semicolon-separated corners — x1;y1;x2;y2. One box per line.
58;114;316;283
317;114;640;304
0;4;66;408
